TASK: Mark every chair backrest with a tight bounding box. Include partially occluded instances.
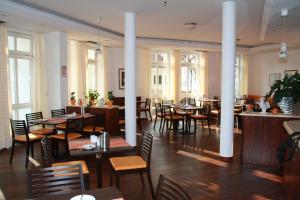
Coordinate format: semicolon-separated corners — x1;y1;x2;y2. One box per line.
137;132;153;167
180;98;188;105
145;98;151;108
155;102;162;114
162;100;174;105
189;98;196;106
27;164;85;199
202;103;212;118
156;174;191;200
66;117;83;135
51;108;66;117
162;105;173;119
41;137;54;165
26;112;43;127
10;119;28;139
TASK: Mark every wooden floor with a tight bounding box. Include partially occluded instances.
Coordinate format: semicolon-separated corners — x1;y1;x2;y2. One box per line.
0;120;286;200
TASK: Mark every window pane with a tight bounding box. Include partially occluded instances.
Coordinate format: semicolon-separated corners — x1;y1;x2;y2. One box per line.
88;49;96;60
87;63;96;90
16;37;31;52
17;58;31;104
181;67;188;92
8;36;15;51
18;107;31;120
9;58;16;104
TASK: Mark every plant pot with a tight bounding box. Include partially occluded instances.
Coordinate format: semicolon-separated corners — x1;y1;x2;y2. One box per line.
107;100;113;107
89;100;96;106
70;99;76;105
278;97;294;115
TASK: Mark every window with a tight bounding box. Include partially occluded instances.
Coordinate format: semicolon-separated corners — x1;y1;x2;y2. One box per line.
180;52;199;94
86;47;97;91
8;33;33;120
150;51;170;98
235;56;241;98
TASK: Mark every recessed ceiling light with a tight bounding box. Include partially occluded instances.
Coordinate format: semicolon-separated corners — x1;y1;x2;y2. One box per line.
184;22;197;30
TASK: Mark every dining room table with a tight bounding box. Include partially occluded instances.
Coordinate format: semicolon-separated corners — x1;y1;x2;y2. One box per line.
33;187;124;200
69;136;134;188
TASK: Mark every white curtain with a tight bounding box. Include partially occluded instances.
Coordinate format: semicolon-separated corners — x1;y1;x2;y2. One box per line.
68;40;87;101
171;50;180;103
0;25;12;149
200;52;208;97
96;48;105;97
32;33;49;117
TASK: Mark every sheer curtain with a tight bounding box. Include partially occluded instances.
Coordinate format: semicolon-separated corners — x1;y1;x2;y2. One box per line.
32;33;48;117
96;48;106;97
68;40;87;100
200;52;208;97
171;50;180;103
239;54;249;96
0;25;12;149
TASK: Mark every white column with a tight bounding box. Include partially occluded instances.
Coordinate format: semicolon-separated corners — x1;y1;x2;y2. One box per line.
44;32;68;112
220;1;236;158
124;12;137;146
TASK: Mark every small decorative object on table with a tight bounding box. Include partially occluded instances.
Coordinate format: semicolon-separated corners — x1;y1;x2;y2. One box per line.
106;91;114;107
70;92;76;105
265;72;300;115
259;97;270;113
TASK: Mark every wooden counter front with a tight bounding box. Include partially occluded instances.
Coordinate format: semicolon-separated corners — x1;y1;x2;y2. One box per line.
66;106;120;136
240;112;300;168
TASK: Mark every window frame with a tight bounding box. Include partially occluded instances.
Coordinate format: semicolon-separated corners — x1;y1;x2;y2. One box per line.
86;45;97;91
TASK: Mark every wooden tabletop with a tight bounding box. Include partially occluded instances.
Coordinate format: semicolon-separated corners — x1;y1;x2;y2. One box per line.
29;113;94;125
33;187;123;200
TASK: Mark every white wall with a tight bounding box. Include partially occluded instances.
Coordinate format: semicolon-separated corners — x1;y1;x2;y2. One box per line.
106;47;150;98
248;48;300;96
44;32;68;111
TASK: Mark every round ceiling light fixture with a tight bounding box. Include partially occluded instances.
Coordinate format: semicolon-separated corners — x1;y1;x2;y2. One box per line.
184;22;197;30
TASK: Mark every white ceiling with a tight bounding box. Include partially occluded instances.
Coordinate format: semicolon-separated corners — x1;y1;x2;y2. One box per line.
1;0;300;48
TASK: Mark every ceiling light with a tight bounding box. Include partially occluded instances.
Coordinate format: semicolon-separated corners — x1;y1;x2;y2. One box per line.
184;22;197;30
96;17;102;55
279;9;288;58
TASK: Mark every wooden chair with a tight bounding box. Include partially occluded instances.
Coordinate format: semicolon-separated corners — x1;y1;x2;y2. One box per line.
27;164;85;199
189;98;196;106
26;112;54;136
162;105;185;134
189;104;212;134
9;119;43;168
41;136;90;189
109;132;155;198
82;116;104;136
51;108;67;130
153;102;164;130
51;117;83;158
156;174;191;200
139;98;152;121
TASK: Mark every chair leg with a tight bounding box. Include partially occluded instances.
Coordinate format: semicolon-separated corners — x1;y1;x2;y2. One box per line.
154;116;157;128
84;174;90;190
159;118;163;132
146;169;155;199
145;111;148;120
140;172;145;188
115;173;120;189
25;143;30;168
9;141;15;164
149;111;152;122
207;119;212;134
110;171;113;186
201;120;204;132
194;119;197;134
65;141;70;159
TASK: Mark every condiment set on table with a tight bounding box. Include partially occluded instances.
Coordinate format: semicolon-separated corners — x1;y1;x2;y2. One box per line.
84;132;110;150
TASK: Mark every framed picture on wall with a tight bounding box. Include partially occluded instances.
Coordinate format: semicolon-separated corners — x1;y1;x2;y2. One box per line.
284;70;298;78
119;68;125;90
269;73;281;86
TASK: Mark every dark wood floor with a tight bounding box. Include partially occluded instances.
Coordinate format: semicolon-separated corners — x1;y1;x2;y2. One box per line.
0;120;286;200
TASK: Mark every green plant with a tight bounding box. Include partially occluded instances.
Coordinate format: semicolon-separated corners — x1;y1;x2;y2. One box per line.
265;72;300;104
69;92;75;100
86;90;100;101
106;91;114;101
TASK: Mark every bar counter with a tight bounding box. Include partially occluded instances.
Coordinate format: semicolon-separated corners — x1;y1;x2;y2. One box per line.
240;112;300;167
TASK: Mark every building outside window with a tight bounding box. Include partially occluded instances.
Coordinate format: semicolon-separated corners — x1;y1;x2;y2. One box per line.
8;32;33;120
150;50;170;99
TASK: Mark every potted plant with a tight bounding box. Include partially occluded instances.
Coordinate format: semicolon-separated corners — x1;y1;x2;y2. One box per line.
106;91;114;107
265;72;300;114
69;92;76;105
86;90;100;106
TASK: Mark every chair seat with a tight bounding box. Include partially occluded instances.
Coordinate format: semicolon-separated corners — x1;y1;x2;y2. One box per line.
56;123;66;129
190;114;207;119
52;160;89;174
51;133;82;140
210;110;219;115
110;156;147;171
83;125;104;133
165;115;184;120
15;133;43;142
31;128;54;135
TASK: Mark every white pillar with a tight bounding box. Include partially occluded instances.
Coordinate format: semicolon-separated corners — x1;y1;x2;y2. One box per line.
124;12;137;146
220;1;236;158
44;32;68;112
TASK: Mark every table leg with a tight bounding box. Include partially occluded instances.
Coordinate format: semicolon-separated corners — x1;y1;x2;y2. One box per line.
96;153;102;188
